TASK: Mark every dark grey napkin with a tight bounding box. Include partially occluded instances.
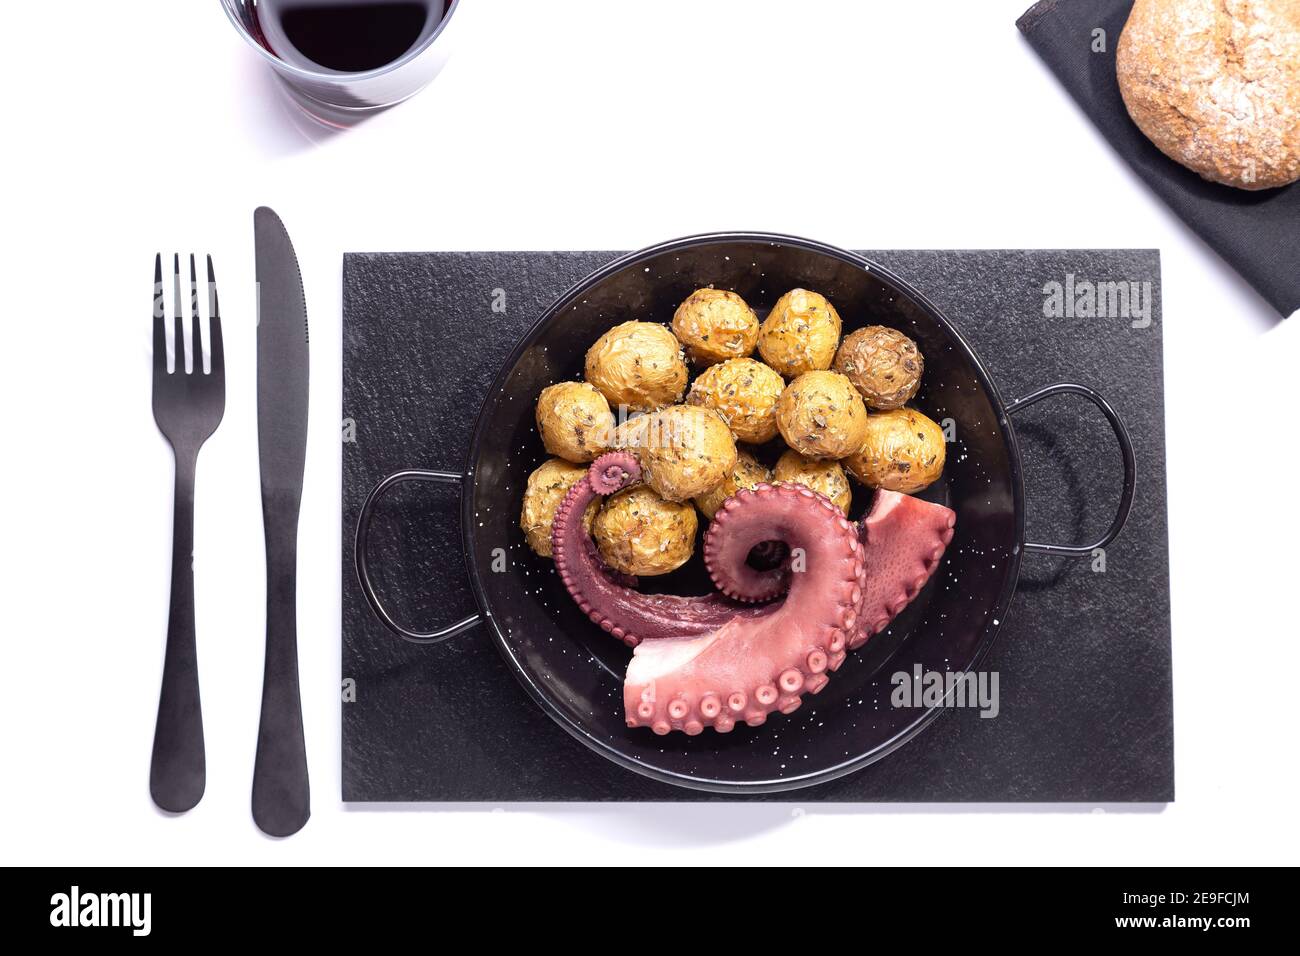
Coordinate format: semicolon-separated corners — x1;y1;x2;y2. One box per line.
1018;0;1300;316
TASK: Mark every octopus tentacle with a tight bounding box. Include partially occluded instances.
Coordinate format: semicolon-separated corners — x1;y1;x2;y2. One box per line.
624;483;865;733
703;486;789;602
844;490;957;650
551;452;774;647
549;456;957;734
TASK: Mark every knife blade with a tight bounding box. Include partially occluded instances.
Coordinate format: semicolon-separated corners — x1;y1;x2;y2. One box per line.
252;206;310;837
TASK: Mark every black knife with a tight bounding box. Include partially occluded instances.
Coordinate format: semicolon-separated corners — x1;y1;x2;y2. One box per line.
252;206;310;837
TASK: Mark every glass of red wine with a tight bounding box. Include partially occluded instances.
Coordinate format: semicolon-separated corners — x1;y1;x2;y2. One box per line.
221;0;459;127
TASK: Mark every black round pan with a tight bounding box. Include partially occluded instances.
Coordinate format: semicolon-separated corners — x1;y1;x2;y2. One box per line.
355;233;1135;794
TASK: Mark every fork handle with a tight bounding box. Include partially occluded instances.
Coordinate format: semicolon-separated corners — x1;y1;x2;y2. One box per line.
252;510;310;837
150;449;205;812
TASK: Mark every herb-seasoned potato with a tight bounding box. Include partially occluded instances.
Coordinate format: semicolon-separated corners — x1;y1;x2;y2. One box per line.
833;326;923;410
610;412;652;450
775;370;868;460
757;288;842;377
584;321;688;413
535;381;614;463
773;449;852;515
844;407;946;494
694;449;772;520
671;288;760;367
686;357;785;445
593;485;698;576
635;404;738;502
520;458;598;557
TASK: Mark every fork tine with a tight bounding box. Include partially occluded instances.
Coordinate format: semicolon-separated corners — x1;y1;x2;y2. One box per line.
189;254;204;375
207;255;224;377
172;253;186;373
153;254;168;376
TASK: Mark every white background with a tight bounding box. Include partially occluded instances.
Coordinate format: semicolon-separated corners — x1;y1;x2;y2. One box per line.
3;0;1297;865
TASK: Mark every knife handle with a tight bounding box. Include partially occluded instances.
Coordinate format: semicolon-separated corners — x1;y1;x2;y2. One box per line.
150;450;205;812
252;515;310;837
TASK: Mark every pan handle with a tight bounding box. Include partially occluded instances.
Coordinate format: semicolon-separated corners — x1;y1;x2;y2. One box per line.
1005;383;1136;558
354;469;482;645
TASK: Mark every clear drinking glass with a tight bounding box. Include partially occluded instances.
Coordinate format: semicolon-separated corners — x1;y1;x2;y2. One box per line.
220;0;461;127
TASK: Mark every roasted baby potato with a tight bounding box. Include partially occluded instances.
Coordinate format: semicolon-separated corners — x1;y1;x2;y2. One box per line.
833;325;923;410
685;357;785;445
844;407;946;494
610;412;651;450
585;321;688;413
694;449;772;520
671;288;760;366
775;370;868;460
535;381;614;463
757;288;842;377
520;458;598;557
635;404;738;502
773;449;852;515
593;485;698;576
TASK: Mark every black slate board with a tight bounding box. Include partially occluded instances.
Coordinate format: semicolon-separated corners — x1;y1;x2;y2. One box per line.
342;249;1173;803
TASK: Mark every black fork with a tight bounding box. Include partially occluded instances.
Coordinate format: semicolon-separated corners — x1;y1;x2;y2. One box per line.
150;253;225;812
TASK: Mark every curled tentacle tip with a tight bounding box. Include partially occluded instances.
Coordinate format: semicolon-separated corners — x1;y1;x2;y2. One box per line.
588;451;641;494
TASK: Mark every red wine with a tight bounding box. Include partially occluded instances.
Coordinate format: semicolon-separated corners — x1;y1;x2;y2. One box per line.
255;1;446;73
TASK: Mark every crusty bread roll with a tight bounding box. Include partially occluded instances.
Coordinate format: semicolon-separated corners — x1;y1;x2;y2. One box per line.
1117;0;1300;190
